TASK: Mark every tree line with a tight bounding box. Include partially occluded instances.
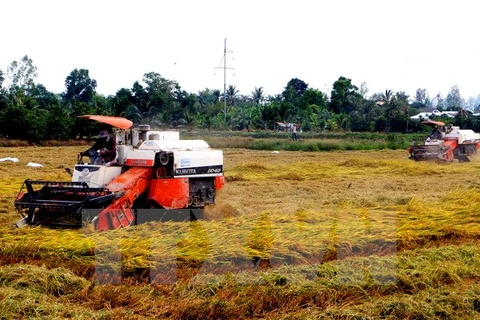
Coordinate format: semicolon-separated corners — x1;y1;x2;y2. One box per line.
1;55;480;141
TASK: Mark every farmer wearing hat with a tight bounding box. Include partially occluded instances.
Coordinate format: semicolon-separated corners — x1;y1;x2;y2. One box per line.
81;126;117;165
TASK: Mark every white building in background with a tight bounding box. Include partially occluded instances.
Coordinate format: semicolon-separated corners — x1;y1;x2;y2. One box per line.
410;109;459;120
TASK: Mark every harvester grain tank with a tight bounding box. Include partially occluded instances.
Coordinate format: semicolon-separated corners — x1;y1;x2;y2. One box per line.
14;115;225;230
408;120;480;162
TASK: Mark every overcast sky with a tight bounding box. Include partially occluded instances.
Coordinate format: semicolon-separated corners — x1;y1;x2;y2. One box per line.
1;0;479;100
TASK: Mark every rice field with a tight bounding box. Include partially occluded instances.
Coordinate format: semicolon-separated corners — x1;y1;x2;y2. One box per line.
0;146;479;319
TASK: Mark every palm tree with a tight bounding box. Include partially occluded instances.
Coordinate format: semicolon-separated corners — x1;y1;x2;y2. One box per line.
212;89;221;103
225;85;239;106
251;87;265;106
380;89;394;103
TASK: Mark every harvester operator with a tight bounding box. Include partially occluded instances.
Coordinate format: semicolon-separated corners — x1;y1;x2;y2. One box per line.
430;126;442;140
81;127;117;165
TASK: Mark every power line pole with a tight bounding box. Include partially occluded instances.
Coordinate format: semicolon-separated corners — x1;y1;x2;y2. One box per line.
214;38;234;123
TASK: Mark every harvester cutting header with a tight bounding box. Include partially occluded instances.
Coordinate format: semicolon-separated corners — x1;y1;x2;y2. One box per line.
408;120;480;162
14;115;225;230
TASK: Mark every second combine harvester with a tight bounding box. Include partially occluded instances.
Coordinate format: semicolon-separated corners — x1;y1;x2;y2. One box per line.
408;120;480;162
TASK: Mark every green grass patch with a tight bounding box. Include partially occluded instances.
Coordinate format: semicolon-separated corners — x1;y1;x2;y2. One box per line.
183;130;425;151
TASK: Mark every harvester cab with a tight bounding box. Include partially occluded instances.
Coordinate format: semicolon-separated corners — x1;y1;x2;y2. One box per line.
408;120;480;162
14;115;225;230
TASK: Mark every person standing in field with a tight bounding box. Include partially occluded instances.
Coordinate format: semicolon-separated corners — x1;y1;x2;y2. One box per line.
292;124;298;141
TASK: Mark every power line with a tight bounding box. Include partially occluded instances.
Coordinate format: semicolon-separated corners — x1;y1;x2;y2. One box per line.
214;38;234;123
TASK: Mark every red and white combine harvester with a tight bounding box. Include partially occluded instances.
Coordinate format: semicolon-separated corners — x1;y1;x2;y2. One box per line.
14;115;225;230
408;120;480;162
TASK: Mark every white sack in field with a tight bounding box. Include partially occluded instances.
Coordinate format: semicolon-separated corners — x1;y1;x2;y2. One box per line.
0;157;19;162
27;162;43;168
